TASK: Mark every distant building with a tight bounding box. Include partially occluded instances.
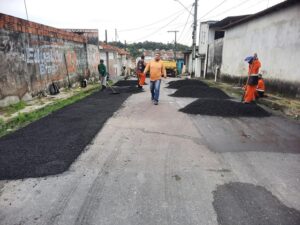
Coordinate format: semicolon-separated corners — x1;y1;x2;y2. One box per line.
99;43;130;76
197;16;249;78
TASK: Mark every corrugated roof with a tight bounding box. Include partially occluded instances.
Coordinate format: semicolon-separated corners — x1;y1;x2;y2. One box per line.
99;43;129;55
210;15;250;29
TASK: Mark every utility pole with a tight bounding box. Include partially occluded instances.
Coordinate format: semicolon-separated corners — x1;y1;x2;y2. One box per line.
192;0;198;77
124;40;127;59
115;29;117;42
174;0;193;16
105;30;109;75
23;0;29;20
168;30;179;61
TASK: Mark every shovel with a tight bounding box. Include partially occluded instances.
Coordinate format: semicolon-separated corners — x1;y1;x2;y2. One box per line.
106;82;120;95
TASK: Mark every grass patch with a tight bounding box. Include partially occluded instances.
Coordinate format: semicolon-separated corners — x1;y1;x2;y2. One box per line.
201;79;244;97
0;101;27;116
0;85;100;137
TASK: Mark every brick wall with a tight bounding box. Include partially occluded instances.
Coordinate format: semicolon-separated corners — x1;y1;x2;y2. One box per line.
0;14;87;43
0;13;100;107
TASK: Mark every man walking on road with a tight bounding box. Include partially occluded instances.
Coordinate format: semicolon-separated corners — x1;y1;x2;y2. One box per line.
143;53;167;105
98;59;107;91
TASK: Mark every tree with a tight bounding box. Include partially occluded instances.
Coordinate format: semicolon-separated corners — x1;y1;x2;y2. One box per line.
108;41;190;58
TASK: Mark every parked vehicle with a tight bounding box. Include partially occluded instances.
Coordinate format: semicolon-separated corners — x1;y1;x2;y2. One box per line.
162;60;177;77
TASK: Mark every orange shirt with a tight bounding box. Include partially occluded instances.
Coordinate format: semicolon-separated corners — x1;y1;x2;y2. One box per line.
248;59;261;75
144;60;166;81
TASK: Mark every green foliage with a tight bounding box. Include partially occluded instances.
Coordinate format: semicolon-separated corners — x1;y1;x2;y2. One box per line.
1;101;27;116
0;118;4;128
108;41;191;58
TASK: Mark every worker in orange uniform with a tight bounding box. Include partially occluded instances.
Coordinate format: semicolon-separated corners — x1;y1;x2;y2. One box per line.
143;52;167;105
243;53;261;103
136;55;146;89
256;74;265;98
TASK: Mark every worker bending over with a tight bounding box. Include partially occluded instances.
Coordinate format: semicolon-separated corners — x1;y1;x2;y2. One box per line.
244;53;261;103
256;74;265;98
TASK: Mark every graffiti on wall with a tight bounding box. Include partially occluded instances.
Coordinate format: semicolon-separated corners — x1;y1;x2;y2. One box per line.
0;28;95;101
65;50;77;73
87;45;100;74
0;40;11;53
25;45;64;76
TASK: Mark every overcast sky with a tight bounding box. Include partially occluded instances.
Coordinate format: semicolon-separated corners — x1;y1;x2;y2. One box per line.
0;0;285;45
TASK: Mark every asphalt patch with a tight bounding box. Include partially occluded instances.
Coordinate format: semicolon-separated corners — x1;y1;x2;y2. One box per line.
0;87;142;180
167;79;208;89
213;182;300;225
170;85;230;99
179;99;271;117
113;80;138;87
108;86;143;94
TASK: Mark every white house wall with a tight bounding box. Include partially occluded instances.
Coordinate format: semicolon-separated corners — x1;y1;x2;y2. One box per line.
221;4;300;82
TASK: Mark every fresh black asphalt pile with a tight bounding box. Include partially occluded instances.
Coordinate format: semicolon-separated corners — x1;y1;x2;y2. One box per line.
113;80;138;87
168;79;271;117
179;99;271;117
213;182;300;225
0;85;142;180
170;85;230;99
167;79;208;89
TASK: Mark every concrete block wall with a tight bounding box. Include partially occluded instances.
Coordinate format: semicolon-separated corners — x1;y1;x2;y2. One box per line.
220;3;300;98
0;13;100;107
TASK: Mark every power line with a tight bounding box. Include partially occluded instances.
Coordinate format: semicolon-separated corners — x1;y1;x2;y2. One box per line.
239;0;269;13
119;6;191;32
178;5;194;42
174;0;194;16
133;10;185;43
167;30;179;59
197;0;229;21
181;25;193;42
200;0;255;21
181;29;192;45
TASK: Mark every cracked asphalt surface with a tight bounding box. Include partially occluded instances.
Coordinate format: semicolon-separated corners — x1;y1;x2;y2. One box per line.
0;79;299;225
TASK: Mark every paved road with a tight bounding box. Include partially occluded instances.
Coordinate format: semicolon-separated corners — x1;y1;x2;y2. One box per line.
0;79;300;225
